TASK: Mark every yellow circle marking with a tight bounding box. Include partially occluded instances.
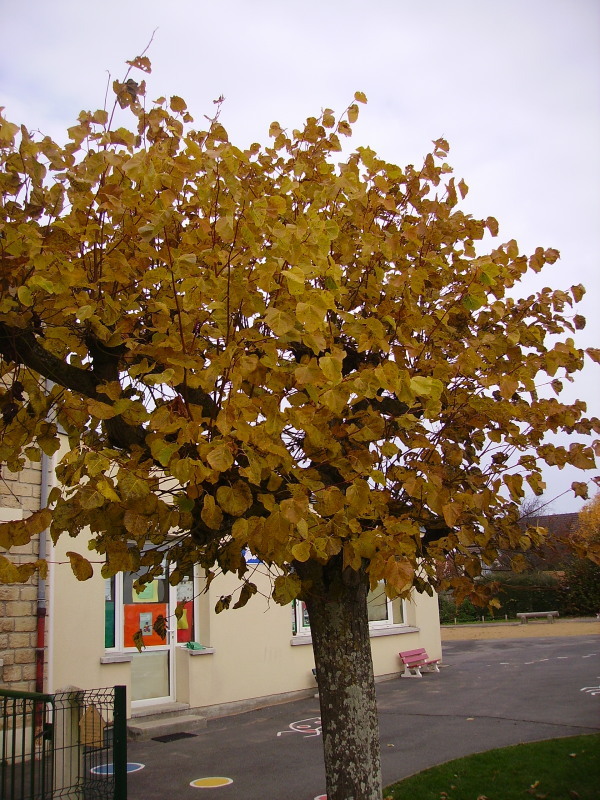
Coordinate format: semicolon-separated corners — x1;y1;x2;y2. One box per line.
190;777;233;788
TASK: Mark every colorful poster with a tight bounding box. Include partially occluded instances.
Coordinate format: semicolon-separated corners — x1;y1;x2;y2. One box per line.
132;581;158;603
124;603;167;647
176;601;194;643
139;612;153;636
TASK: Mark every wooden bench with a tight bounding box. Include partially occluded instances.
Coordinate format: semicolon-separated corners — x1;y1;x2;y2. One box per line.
516;611;559;624
399;648;441;678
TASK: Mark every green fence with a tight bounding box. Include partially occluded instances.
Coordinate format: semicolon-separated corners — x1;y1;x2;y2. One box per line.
0;686;126;800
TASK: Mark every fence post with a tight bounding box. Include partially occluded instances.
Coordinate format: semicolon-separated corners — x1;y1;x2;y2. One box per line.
113;686;127;800
52;688;83;800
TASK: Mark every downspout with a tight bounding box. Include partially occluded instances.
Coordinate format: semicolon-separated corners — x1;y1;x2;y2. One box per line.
35;379;53;694
35;448;50;694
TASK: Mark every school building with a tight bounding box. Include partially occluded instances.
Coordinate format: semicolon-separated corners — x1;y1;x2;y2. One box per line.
1;444;441;724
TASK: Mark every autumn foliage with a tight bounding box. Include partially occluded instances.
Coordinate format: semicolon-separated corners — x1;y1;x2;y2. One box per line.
0;57;598;604
2;55;599;800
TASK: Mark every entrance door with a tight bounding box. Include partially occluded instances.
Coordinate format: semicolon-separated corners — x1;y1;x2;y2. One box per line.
122;565;197;707
123;568;175;706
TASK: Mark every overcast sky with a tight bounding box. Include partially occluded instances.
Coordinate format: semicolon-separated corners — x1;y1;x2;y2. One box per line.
1;0;598;512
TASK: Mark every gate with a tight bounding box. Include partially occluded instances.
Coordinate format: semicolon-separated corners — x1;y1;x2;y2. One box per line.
0;686;126;800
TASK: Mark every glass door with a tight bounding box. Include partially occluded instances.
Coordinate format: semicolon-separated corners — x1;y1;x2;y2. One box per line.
123;568;175;706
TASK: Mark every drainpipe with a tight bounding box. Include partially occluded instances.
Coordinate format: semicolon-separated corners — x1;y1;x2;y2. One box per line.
35;380;53;694
35;447;50;694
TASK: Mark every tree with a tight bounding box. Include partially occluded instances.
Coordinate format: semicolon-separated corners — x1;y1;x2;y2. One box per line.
560;493;600;616
1;56;599;799
569;492;600;564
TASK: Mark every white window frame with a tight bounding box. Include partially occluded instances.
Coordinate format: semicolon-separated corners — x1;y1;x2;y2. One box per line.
292;584;406;637
366;582;396;628
103;565;200;653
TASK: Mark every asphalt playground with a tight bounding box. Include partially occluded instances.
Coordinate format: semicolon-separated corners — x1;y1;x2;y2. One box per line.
126;634;600;799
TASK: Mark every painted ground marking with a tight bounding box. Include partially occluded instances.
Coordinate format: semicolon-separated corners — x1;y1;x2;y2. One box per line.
581;685;600;696
277;716;322;738
190;777;233;788
90;763;144;775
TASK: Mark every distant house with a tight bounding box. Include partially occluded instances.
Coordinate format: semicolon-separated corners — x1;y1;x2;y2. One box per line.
514;512;579;571
1;441;441;723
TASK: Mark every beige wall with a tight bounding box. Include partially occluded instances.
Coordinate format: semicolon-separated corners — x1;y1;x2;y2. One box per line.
48;534;131;693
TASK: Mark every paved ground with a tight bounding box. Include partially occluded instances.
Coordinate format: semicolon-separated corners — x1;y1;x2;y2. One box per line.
126;629;600;799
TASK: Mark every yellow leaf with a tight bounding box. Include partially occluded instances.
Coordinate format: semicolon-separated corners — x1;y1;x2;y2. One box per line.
0;508;53;549
66;551;94;581
124;510;150;537
201;494;224;529
315;487;345;517
0;555;38;584
354;91;367;104
291;541;311;562
347;104;359;124
233;582;257;609
216;481;253;516
272;574;302;605
150;439;180;467
269;121;283;138
322;110;335;128
319;355;342;384
486;216;499;236
126;55;152;73
97;478;120;503
264;307;296;336
207;445;234;472
17;286;33;306
170;96;187;113
410;376;443;399
442;503;462;528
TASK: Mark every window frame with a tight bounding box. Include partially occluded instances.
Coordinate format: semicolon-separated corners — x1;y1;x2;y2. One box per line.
292;585;407;638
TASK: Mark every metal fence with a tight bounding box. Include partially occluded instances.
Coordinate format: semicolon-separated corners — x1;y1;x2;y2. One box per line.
0;686;126;800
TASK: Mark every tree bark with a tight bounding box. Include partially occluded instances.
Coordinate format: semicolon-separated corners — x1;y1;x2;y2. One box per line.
300;558;383;800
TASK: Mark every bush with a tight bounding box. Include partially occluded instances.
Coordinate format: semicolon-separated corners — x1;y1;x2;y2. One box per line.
485;571;564;617
561;559;600;616
438;593;484;623
439;571;565;622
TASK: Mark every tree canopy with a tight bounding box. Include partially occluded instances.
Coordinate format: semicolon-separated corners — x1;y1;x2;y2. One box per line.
2;56;599;800
0;57;598;601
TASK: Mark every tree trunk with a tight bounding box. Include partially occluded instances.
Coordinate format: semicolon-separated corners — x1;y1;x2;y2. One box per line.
300;558;383;800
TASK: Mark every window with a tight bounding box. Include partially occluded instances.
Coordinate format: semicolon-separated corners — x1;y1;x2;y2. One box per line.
292;583;405;637
104;577;116;649
104;566;198;651
367;583;394;627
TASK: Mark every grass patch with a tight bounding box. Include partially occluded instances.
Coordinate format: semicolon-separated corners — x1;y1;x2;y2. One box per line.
384;734;600;800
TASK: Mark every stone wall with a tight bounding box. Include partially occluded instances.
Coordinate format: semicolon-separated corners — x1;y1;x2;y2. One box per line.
0;460;43;691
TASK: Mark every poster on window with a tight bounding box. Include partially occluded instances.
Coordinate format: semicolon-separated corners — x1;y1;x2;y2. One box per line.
132;581;159;603
124;603;167;647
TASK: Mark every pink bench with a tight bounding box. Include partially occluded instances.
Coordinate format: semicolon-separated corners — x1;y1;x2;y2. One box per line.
399;648;441;678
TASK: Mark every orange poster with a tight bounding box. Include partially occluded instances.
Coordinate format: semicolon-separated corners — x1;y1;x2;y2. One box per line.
124;603;167;647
